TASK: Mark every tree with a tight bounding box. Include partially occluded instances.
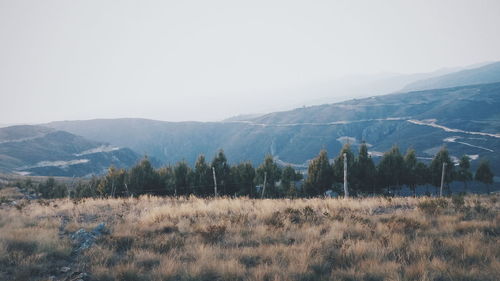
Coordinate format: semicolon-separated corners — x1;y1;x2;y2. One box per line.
429;147;454;194
281;165;303;197
128;157;161;196
353;143;377;195
38;177;67;199
158;166;175;195
332;144;355;195
193;155;213;196
211;150;231;195
256;155;282;198
304;150;333;196
173;161;192;196
415;162;429;194
475;160;494;194
456;155;473;193
377;146;405;195
403;148;418;196
230;162;256;197
97;166;127;197
72;178;99;198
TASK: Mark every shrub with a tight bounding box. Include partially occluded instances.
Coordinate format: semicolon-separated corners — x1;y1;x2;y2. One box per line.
116;269;147;281
452;194;465;211
265;211;285;228
418;198;448;215
284;208;302;224
6;240;38;255
199;225;227;244
385;216;423;236
0;196;10;204
109;235;134;252
154;236;185;253
239;255;261;268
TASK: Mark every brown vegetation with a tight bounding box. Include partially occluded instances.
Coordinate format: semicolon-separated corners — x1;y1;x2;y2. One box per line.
0;195;498;281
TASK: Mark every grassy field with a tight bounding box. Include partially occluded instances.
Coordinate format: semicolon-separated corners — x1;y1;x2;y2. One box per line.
0;189;499;281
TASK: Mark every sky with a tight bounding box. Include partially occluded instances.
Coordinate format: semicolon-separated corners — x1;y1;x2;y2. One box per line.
1;0;500;124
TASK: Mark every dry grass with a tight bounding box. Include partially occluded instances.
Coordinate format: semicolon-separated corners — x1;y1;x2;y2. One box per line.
0;195;498;281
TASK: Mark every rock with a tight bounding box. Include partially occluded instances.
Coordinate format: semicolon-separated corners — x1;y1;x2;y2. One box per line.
70;223;109;252
60;266;71;273
48;276;57;281
66;272;87;281
92;223;108;235
64;271;87;281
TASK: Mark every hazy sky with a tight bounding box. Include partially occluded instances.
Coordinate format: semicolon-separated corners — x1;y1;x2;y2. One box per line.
1;0;500;124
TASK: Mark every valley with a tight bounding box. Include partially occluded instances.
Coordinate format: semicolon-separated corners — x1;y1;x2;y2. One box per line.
46;83;500;176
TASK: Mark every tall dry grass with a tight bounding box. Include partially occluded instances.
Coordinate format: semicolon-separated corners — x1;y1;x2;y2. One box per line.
0;195;498;281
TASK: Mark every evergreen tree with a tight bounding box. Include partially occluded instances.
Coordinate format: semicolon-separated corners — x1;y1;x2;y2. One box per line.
256;155;282;198
353;143;377;195
456;155;473;193
230;162;256;197
73;179;99;198
403;148;418;196
173;161;192;196
415;162;429;191
128;157;161;196
377;146;405;194
211;149;231;195
97;166;127;197
158;166;175;195
281;165;303;197
193;155;213;196
304;150;333;196
38;177;67;199
429;147;454;194
475;160;494;194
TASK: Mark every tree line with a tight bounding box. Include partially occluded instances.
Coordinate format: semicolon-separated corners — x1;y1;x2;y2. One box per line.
15;144;495;199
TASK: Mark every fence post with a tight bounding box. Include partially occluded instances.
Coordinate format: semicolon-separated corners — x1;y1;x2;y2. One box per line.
343;153;349;198
212;167;218;197
440;162;447;197
261;172;267;199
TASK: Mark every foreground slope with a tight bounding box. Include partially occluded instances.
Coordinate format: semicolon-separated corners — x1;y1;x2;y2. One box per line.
0;195;498;280
0;125;141;177
48;83;500;173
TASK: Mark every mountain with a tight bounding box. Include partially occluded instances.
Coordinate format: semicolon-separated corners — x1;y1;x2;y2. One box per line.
224;62;494;119
401;61;500;92
47;82;500;177
0;125;141;177
288;68;461;107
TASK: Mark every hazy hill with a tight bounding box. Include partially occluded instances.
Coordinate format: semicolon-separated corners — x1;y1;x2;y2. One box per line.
267;62;494;109
47;83;500;176
0;125;141;177
401;61;500;92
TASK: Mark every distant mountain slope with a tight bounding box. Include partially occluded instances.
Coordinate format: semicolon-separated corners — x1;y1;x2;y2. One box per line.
401;61;500;92
248;83;500;130
0;125;141;177
47;83;500;177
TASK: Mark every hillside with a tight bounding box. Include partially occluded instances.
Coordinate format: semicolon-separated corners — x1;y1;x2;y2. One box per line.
401;61;500;92
0;195;498;281
47;83;500;175
0;125;141;177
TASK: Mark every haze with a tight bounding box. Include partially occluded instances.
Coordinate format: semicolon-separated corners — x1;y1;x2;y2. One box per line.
1;0;500;124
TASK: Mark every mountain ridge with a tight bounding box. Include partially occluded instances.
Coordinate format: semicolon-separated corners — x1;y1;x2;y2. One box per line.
46;82;500;176
0;125;142;177
401;61;500;92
